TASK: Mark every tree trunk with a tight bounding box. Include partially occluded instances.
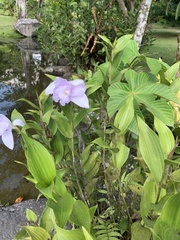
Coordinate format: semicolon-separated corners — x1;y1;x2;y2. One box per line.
16;0;26;18
133;0;152;49
117;0;128;22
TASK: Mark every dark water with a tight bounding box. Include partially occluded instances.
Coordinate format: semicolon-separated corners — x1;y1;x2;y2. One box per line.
0;38;51;204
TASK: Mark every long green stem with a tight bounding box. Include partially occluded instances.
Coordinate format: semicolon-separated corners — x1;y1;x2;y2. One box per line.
70;106;87;204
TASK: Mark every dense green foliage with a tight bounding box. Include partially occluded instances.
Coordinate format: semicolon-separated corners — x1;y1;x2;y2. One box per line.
7;34;180;239
37;0;141;68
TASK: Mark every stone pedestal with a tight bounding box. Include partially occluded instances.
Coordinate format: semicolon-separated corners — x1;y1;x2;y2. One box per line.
14;18;40;37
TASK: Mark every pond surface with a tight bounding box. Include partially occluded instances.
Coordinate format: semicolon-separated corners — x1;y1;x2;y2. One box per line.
0;38;51;204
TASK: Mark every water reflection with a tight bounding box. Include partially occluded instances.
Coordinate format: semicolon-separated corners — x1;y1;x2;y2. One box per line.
0;38;51;204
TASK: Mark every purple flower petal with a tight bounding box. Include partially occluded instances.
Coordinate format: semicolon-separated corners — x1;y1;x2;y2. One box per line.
53;78;72;105
2;128;14;150
0;114;12;136
45;82;55;95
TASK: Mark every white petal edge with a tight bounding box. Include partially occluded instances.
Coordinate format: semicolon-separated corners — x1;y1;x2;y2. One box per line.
13;119;25;127
71;94;89;108
2;129;14;150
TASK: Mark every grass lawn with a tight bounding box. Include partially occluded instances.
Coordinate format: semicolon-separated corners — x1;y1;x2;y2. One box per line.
142;23;180;65
0;14;22;42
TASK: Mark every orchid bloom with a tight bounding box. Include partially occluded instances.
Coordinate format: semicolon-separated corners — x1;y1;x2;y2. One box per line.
0;114;24;150
45;77;89;108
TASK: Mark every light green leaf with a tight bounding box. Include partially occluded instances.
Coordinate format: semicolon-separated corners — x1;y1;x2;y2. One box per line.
54;169;67;196
40;206;55;233
137;117;165;183
17;226;50;240
154;117;175;157
99;34;112;47
11;109;26;124
114;96;134;134
69;200;91;232
48;192;74;228
22;134;56;185
170;169;180;182
165;61;180;81
107;82;131;117
82;227;94;240
112;142;129;169
26;209;37;223
160;191;180;231
112;34;133;58
131;222;152;240
140;176;158;221
146;57;162;75
51;111;72;138
54;227;85;240
93;137;115;149
135;94;174;126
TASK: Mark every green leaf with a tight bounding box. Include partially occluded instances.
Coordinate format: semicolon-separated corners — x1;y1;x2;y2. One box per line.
11;109;26;124
54;169;67;196
48;192;74;228
146;57;162;75
153;193;180;239
154;117;175;157
131;222;152;240
93;137;115;149
74;108;98;128
170;169;180;182
107;82;131;117
69;200;91;232
18;98;39;110
51;130;64;164
111;142;129;169
165;61;180;81
137;117;165;183
26;209;38;223
54;227;85;240
36;182;56;201
51;111;72;138
17;226;50;240
22;134;56;185
112;34;133;58
161;191;180;231
42;109;54;125
99;34;112;47
136;82;179;104
140;176;158;221
114;96;134;134
135;94;174;126
121;39;139;65
82;227;94;240
40;206;55;233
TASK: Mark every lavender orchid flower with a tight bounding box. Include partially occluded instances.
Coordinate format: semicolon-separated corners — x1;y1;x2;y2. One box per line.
0;114;24;150
45;77;89;108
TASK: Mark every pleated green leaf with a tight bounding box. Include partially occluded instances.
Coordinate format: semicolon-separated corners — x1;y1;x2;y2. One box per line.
161;191;180;231
18;226;50;240
137;117;165;183
22;134;56;185
154;117;175;157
